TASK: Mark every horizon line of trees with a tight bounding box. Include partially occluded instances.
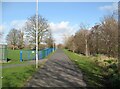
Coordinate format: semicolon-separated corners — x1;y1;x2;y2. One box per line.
6;15;54;50
64;14;119;72
64;14;118;57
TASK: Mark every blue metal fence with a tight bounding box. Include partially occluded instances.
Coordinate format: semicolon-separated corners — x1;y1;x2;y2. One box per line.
20;48;55;62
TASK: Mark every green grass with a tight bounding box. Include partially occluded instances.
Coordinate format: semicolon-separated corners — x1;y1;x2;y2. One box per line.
2;65;37;87
64;49;105;88
7;49;20;61
3;49;28;65
3;49;54;65
7;49;34;63
0;63;2;88
1;49;55;87
2;56;49;87
1;49;22;66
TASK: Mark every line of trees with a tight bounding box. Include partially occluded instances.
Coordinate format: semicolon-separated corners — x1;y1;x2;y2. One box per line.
64;15;118;58
6;15;54;50
64;14;119;73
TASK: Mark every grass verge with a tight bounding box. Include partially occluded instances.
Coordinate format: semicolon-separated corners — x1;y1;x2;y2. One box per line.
64;49;106;88
2;65;36;87
2;60;47;88
1;49;56;88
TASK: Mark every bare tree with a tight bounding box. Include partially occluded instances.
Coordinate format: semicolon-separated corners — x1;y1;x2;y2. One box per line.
45;29;54;48
63;34;71;49
74;23;90;56
25;15;49;49
64;14;119;72
101;15;118;57
65;35;75;52
17;30;24;49
80;24;90;56
6;28;19;50
6;28;24;50
88;24;101;55
88;15;118;57
64;15;117;58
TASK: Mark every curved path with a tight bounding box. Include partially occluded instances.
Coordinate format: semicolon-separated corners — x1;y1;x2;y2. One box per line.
25;49;86;88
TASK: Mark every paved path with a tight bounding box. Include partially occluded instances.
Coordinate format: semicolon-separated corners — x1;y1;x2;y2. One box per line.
25;49;86;87
1;59;47;69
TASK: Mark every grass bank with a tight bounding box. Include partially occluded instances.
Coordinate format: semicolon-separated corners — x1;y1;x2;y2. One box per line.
2;65;36;87
64;49;107;88
64;49;120;88
3;48;55;65
7;49;20;63
2;49;56;87
2;49;30;65
2;58;48;87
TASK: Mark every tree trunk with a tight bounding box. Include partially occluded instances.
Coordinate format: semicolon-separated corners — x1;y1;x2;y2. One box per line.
85;39;89;56
13;45;15;50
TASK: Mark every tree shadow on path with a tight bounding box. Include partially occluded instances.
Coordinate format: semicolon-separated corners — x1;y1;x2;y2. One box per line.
25;49;87;88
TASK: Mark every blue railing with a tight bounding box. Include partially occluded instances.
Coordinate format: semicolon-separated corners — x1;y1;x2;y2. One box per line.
20;48;55;62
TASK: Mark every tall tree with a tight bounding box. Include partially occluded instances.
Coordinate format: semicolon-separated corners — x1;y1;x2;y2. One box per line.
88;24;101;55
45;29;54;48
6;28;24;50
88;15;118;57
17;30;24;49
64;35;75;52
6;28;19;50
25;15;49;49
101;15;118;57
74;24;90;56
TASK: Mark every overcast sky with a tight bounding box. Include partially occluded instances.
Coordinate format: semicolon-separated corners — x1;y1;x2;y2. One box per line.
0;2;118;44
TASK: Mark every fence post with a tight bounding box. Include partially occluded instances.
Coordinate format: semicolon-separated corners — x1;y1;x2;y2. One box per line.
43;49;45;58
20;51;23;62
50;48;52;53
48;48;50;55
28;51;30;60
40;51;42;59
47;49;48;56
51;48;53;53
53;48;54;52
48;49;49;55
